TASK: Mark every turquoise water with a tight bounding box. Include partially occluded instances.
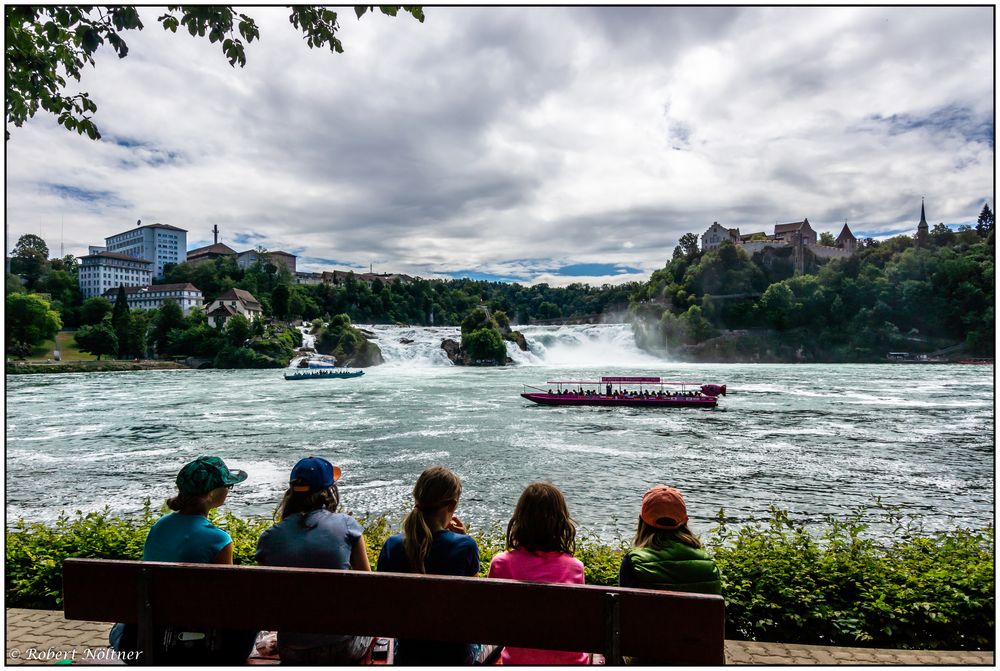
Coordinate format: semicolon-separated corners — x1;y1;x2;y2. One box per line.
5;325;994;540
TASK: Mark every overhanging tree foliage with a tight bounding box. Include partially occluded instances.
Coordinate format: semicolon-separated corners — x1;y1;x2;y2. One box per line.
5;5;424;140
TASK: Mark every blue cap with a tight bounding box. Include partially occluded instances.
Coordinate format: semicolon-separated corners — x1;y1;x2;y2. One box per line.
290;457;341;493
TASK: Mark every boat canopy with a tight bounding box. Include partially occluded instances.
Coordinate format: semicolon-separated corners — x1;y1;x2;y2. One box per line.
545;377;703;386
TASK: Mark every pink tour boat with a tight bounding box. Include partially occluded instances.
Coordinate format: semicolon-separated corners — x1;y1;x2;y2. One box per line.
521;376;726;409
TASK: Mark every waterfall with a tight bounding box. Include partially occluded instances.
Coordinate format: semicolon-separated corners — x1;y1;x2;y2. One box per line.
361;323;664;367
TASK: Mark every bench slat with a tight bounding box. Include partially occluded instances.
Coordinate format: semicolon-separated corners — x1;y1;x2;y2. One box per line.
63;559;724;664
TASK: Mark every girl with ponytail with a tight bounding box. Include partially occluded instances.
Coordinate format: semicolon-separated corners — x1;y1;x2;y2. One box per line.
377;466;480;664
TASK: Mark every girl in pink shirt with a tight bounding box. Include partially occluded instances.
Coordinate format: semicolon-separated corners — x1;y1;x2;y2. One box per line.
487;482;589;665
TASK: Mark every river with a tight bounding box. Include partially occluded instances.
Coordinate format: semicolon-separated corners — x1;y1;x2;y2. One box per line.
5;324;994;540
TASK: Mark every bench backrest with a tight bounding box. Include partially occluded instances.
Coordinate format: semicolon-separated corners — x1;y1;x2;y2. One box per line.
63;558;725;664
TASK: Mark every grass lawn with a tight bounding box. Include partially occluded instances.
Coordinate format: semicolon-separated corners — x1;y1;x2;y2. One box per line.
25;331;96;361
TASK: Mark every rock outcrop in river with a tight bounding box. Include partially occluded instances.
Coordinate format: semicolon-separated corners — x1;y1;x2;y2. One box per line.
313;314;384;367
442;308;526;366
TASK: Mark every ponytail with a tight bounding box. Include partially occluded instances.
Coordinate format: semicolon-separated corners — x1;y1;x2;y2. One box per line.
401;466;462;573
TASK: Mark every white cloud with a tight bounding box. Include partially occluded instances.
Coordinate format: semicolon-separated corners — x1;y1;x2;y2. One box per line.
6;7;993;281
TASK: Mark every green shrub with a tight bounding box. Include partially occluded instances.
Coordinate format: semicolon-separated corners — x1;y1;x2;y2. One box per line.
5;503;992;650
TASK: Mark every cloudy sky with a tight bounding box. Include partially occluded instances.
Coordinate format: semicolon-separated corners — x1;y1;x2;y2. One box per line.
6;6;994;286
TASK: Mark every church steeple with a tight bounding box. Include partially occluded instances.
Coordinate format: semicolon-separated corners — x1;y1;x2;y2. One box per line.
916;197;929;243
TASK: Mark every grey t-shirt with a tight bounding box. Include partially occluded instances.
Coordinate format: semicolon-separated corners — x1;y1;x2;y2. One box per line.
255;510;365;652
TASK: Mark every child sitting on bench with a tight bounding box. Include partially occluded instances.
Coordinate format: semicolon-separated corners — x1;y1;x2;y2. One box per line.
487;482;589;665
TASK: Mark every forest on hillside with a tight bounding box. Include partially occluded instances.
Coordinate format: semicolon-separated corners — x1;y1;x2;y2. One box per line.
629;210;994;361
6;205;994;364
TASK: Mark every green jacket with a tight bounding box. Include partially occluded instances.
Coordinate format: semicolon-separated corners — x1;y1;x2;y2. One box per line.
625;537;722;595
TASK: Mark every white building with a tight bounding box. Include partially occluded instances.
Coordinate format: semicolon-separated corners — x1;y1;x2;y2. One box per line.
78;252;153;299
103;222;187;278
101;283;204;315
205;288;263;328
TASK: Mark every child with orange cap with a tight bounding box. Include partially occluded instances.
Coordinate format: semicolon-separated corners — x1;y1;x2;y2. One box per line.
618;485;721;594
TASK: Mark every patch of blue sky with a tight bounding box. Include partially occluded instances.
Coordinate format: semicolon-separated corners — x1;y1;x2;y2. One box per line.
231;232;267;246
443;270;525;283
299;256;365;269
869;105;994;148
46;183;127;208
109;135;183;167
553;263;640;276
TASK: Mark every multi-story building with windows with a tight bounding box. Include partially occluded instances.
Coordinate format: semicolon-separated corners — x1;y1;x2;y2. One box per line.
78;252;153;299
103;222;187;278
101;283;203;315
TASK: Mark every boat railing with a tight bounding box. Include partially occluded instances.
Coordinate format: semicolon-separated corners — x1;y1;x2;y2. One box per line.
522;384;548;393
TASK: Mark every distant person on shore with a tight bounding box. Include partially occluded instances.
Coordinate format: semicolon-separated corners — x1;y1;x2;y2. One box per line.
109;456;257;665
487;482;588;665
376;466;481;665
619;485;721;594
255;457;373;664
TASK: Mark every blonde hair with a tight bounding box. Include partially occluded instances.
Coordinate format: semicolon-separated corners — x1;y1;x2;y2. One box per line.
402;466;462;573
506;482;576;554
633;518;703;550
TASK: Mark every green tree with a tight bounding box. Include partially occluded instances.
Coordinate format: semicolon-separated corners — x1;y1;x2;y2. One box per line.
463;327;507;364
682;304;714;343
74;318;117;360
760;282;798;330
818;231;836;246
271;283;290;320
976;203;994;238
678;232;700;258
6;6;424;140
9;233;50;289
930;223;954;247
127;311;150;359
111;286;130;359
151;300;186;356
224;313;251;347
5;292;62;356
537;301;562;319
80;296;113;325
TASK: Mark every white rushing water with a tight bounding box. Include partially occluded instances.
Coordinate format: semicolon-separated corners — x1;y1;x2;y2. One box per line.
364;323;663;368
7;323;993;540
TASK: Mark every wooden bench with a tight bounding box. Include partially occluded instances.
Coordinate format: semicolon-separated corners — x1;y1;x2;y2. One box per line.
63;558;725;665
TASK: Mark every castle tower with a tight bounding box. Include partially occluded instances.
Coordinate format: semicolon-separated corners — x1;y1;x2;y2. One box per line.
916;198;929;244
836;221;857;253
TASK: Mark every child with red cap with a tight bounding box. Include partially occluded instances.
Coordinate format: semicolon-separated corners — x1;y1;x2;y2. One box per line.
618;485;721;594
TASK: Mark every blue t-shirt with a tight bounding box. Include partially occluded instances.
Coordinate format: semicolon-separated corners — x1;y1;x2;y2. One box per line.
377;530;480;664
255;509;363;569
256;510;367;653
143;513;232;563
377;530;479;577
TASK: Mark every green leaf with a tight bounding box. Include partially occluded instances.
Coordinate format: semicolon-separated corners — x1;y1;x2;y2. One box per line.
355;6;369;19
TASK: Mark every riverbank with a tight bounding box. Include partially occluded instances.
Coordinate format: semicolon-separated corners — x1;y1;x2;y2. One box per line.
5;360;186;374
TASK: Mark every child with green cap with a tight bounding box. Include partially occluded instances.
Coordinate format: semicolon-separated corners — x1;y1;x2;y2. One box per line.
109;456;257;664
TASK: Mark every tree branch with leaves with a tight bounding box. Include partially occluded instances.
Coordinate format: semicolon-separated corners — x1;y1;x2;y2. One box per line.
5;5;424;141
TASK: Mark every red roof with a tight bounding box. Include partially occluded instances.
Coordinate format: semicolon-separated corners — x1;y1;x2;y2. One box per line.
187;243;236;258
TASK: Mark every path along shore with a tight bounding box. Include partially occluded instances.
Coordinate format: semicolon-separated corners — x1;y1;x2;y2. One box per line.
5;608;993;665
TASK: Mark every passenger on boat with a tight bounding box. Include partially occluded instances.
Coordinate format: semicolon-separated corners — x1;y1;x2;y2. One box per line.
255;457;372;664
487;483;588;665
376;466;481;665
618;486;721;665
